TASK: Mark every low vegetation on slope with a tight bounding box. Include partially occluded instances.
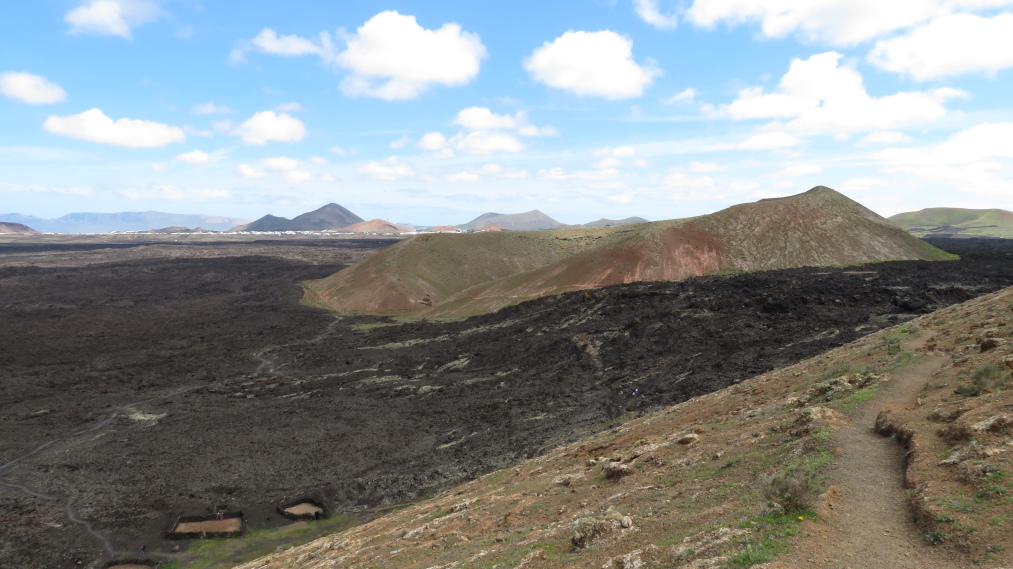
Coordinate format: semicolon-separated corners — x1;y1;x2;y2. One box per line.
235;286;1013;569
890;207;1013;239
305;187;954;318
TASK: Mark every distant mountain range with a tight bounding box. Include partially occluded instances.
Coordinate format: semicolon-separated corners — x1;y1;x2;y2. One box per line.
305;186;954;318
457;210;567;231
889;208;1013;239
0;212;250;233
235;203;364;232
584;217;649;228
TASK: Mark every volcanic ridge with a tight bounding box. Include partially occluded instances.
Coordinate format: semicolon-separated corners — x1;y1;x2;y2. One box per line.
305;187;955;318
890;207;1013;239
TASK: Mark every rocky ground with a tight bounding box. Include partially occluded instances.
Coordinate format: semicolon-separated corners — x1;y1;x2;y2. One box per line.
1;237;1012;568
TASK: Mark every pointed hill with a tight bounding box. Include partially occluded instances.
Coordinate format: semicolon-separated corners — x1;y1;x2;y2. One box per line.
458;210;565;231
0;222;40;235
585;216;649;227
234;214;292;232
889;207;1013;238
304;187;955;318
286;203;364;231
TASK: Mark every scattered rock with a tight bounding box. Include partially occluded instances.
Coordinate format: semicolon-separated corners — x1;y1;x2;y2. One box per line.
603;462;635;480
677;433;699;445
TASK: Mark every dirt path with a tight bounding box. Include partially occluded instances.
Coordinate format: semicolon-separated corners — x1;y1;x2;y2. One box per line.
786;333;968;569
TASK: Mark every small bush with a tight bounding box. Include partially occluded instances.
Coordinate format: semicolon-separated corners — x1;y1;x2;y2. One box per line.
972;365;1011;391
761;471;817;513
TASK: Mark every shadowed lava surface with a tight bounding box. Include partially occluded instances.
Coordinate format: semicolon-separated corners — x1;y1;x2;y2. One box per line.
1;237;1012;568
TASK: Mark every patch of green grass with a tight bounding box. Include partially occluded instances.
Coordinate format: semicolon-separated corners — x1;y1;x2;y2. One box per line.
728;509;816;567
831;384;880;413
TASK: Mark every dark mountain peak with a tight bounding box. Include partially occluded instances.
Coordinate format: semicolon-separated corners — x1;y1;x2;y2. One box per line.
287;203;364;230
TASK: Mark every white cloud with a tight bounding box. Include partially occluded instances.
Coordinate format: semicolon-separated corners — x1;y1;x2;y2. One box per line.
329;146;356;157
662;88;696;105
455;107;520;130
176;149;209;165
524;30;661;99
593;157;623;169
634;0;680;30
667;172;720;201
236;164;267;179
594;145;637;157
321;174;337;182
0;72;67;104
192;101;232;115
737;132;802;150
862;131;912;144
869;13;1013;80
120;185;229;201
211;119;232;133
773;163;824;177
689;161;725;172
64;0;162;39
454;131;525;155
260;156;299;171
606;194;635;203
838;177;889;192
390;134;412;149
151;162;169;173
446;171;480;183
417;132;448;150
44;108;185;148
479;164;529;178
337;11;486;101
357;156;416;180
232;111;305;145
1;182;92;196
728;181;760;192
684;0;940;45
283;170;313;183
247;28;334;59
273;102;302;112
876;122;1013;197
309;155;328;165
724;52;964;133
518;124;560;137
540;167;620;181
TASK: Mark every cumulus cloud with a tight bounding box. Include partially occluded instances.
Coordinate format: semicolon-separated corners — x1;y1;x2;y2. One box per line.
684;0;939;45
724;52;964;133
64;0;162;39
151;162;169;173
0;72;67;104
689;161;725;172
44;108;185;148
875;122;1013;196
862;131;912;144
357;156;416;180
176;149;209;164
667;172;721;201
232;111;305;145
455;131;525;155
235;164;267;179
736;132;802;150
260;156;299;171
309;155;328;165
389;134;412;149
338;11;486;100
446;171;480;183
192;101;233;115
633;0;680;29
233;12;486;101
869;13;1013;80
329;146;356;157
417;132;448;151
524;30;661;99
455;107;520;130
420;106;553;157
283;170;313;183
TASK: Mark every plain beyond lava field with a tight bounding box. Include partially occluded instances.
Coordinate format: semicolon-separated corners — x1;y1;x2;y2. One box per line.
2;236;1013;569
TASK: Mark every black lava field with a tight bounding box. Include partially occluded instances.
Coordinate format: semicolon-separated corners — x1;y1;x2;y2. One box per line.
1;237;1012;568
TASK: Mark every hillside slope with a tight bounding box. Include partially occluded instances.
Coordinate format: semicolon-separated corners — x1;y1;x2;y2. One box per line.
0;222;40;234
236;287;1013;569
890;207;1013;238
305;187;954;317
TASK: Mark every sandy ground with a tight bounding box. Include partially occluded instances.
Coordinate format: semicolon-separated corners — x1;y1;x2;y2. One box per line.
284;503;324;516
171;518;242;533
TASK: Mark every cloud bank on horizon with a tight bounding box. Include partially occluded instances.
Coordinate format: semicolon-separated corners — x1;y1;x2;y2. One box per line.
2;0;1013;224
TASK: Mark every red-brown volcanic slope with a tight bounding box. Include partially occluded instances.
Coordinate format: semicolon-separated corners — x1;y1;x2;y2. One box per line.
0;222;41;235
341;219;410;233
305;187;954;318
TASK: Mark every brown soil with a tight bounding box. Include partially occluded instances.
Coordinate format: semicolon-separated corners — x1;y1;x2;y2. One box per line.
283;503;324;516
784;333;964;568
171;518;242;533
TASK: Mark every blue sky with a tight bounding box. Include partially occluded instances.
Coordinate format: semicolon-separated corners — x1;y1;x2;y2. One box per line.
2;0;1013;225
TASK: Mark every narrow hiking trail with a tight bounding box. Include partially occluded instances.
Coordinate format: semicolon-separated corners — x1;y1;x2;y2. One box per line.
786;332;967;569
